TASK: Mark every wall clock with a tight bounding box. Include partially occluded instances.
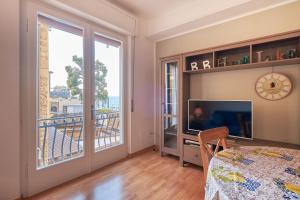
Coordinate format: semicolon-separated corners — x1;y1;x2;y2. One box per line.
255;72;292;101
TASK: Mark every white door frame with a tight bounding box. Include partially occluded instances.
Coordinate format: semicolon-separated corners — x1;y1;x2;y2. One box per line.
20;0;130;197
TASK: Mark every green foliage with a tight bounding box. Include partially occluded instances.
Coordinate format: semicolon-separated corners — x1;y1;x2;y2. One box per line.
65;55;108;102
96;108;112;114
94;60;108;102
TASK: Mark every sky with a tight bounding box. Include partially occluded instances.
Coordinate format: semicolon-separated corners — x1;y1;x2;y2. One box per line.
48;27;120;97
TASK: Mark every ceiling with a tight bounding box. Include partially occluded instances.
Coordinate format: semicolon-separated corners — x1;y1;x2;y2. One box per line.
107;0;196;18
105;0;298;40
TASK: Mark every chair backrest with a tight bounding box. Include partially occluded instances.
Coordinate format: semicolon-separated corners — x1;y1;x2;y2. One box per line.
198;127;229;183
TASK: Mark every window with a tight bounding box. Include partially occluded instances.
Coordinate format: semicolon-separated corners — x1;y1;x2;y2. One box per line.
37;15;84;168
94;34;123;151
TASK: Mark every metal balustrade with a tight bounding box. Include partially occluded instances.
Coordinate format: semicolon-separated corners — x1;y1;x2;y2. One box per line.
95;112;120;151
37;111;120;168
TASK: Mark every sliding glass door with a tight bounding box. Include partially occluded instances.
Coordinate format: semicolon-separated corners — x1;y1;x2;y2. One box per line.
23;4;127;196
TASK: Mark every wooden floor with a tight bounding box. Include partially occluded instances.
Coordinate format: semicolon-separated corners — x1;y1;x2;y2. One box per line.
27;150;204;200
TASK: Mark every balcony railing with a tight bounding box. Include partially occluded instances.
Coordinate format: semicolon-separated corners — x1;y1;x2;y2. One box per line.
37;111;120;168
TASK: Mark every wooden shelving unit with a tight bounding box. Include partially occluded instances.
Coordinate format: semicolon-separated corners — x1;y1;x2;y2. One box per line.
183;31;300;74
184;57;300;74
159;29;300;167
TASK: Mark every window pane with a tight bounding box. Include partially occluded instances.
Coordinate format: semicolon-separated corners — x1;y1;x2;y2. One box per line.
164;62;177;115
37;15;84;168
94;34;122;151
163;117;177;149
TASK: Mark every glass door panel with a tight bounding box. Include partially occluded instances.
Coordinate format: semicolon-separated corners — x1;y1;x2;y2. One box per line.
163;117;177;149
37;15;84;169
162;60;179;153
164;62;178;115
93;34;122;152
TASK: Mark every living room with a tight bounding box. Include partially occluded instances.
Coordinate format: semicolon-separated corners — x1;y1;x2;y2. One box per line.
1;0;299;199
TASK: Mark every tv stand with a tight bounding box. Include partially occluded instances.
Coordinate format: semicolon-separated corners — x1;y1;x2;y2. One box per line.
184;130;199;136
180;133;300;167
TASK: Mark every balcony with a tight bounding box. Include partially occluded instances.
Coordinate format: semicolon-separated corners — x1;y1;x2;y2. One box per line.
37;111;120;168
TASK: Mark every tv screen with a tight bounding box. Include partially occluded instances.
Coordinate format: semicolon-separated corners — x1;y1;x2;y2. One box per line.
188;100;253;139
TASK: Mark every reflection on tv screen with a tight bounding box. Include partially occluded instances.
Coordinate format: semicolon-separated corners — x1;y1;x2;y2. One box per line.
188;100;252;139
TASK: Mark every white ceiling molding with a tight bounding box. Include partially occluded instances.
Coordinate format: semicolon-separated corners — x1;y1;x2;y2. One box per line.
147;0;298;41
42;0;137;35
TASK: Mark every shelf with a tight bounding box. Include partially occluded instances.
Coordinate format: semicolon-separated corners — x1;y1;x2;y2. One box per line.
181;30;300;74
181;133;236;147
252;36;299;63
215;46;250;67
185;52;214;71
164;132;177;136
183;57;300;74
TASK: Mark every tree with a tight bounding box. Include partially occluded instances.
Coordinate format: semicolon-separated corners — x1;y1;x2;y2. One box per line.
65;55;108;102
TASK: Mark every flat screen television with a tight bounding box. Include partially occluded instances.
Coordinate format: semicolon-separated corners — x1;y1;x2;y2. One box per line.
188;100;253;139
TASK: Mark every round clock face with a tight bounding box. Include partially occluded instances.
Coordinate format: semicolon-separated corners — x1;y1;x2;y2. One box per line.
255;73;292;101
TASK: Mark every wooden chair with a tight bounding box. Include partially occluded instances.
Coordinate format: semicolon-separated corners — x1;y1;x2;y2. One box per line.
198;127;229;183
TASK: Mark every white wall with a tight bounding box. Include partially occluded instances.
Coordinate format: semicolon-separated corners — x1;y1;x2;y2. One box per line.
130;29;155;153
189;65;300;144
0;0;20;199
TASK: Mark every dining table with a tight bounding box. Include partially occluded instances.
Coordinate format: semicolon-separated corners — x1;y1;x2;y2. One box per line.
205;146;300;200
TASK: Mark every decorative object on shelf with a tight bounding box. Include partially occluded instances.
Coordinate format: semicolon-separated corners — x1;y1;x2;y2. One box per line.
232;61;240;65
190;62;198;71
256;51;264;62
284;48;297;59
232;60;241;65
242;56;250;64
276;49;284;60
255;72;292;101
232;60;242;65
183;30;300;73
264;56;272;62
217;57;227;67
203;60;211;69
